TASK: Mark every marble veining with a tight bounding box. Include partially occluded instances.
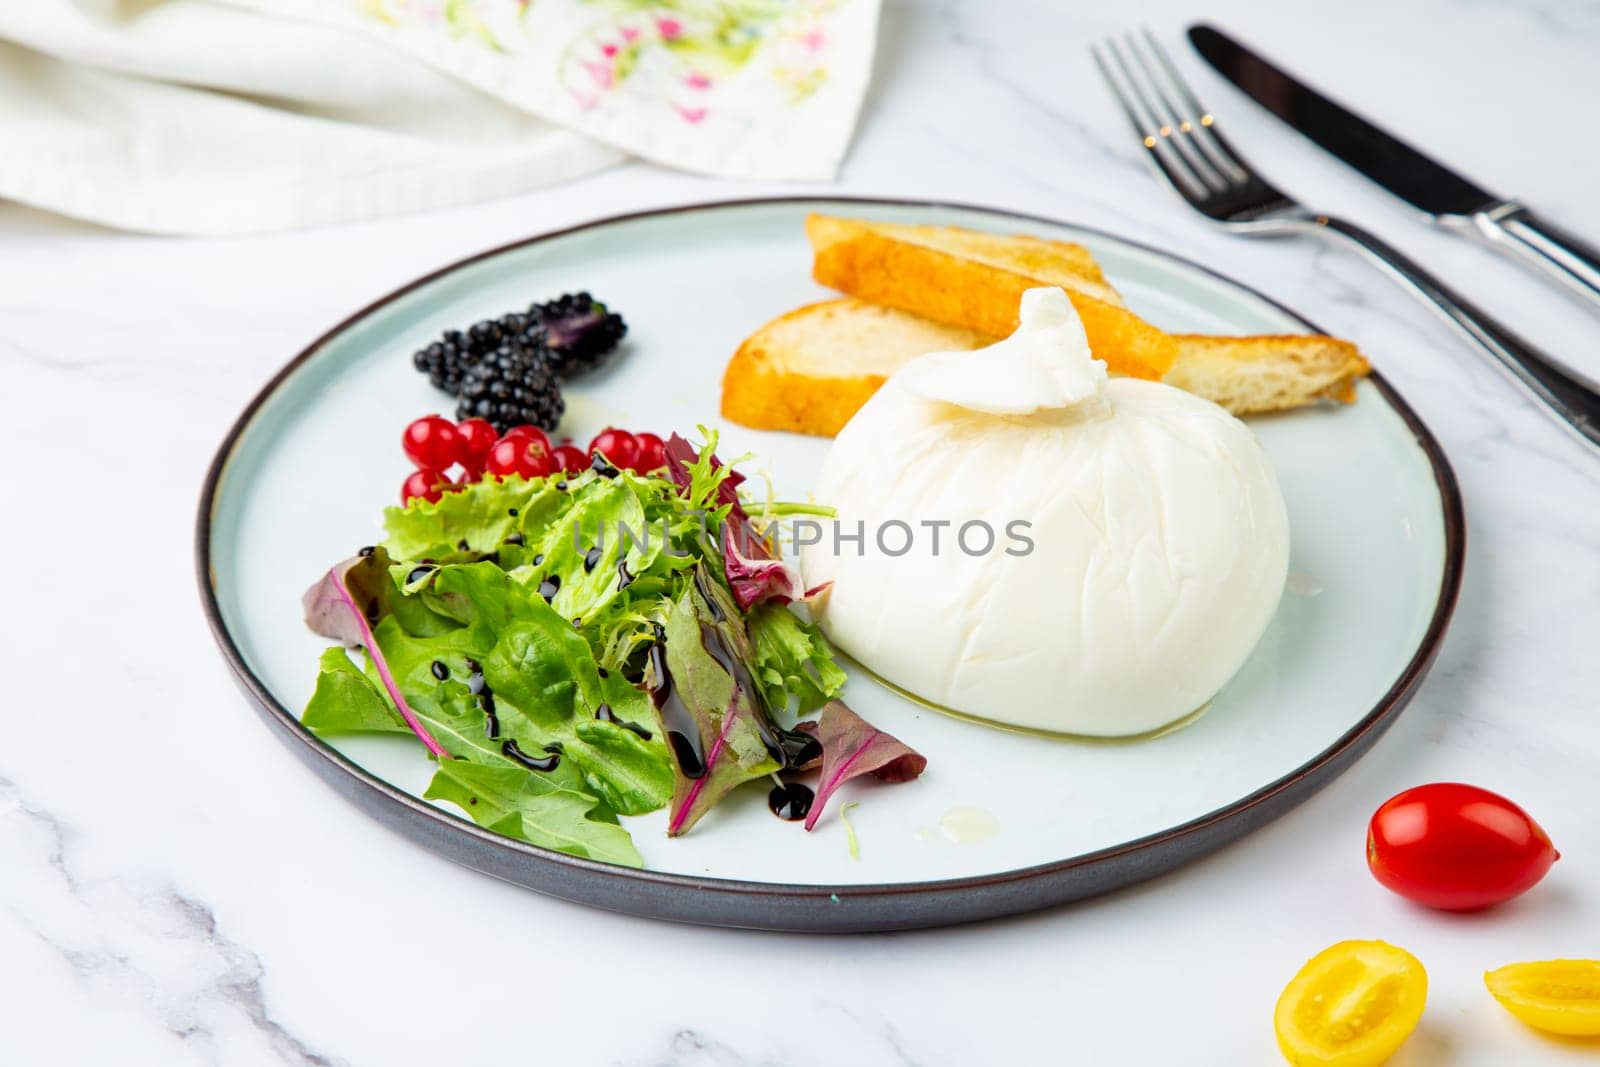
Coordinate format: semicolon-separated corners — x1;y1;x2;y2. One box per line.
0;777;340;1066
3;0;1599;1063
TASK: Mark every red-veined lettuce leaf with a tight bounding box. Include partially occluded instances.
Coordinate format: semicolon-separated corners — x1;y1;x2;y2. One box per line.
302;551;451;759
799;701;927;831
664;432;819;611
653;571;786;835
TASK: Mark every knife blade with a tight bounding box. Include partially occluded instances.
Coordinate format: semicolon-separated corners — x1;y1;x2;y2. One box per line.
1188;23;1600;311
1188;24;1496;217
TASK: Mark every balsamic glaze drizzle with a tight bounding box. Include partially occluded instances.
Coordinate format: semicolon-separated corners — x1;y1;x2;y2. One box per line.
693;568;726;622
767;781;815;821
594;702;654;741
501;739;560;771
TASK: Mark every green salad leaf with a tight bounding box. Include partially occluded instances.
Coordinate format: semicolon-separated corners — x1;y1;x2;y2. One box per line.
424;761;642;868
746;602;849;715
655;573;784;836
303;647;408;735
301;433;923;867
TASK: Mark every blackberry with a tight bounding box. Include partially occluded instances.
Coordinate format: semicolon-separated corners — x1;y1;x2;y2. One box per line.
455;343;565;433
529;292;627;379
412;312;542;395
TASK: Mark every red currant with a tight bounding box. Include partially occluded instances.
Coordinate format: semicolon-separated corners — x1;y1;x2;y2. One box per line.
402;415;461;470
551;444;589;475
401;467;454;505
501;425;552;454
633;432;666;473
454;418;498;476
486;435;555;480
588;428;640;471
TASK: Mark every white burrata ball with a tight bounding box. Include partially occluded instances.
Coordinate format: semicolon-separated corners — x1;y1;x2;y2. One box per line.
800;288;1289;737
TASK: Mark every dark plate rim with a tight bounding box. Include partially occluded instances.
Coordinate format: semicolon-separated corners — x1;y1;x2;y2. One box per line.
194;195;1465;909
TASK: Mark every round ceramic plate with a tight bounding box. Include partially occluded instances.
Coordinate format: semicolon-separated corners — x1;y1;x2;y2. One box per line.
198;198;1463;932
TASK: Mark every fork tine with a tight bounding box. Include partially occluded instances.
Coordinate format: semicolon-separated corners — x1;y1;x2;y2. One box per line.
1137;28;1250;184
1091;39;1208;201
1120;31;1226;192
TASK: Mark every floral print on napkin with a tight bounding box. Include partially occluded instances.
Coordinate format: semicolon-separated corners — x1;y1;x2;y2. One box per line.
237;0;882;179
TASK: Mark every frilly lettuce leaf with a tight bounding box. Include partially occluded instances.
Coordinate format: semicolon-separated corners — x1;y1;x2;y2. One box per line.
381;476;558;560
746;602;848;716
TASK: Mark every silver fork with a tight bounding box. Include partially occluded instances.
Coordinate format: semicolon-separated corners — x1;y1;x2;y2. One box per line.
1092;30;1600;453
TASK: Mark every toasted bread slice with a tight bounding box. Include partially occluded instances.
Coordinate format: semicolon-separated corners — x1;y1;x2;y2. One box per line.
721;299;991;437
721;298;1369;436
872;223;1126;306
1166;334;1370;411
806;214;1177;378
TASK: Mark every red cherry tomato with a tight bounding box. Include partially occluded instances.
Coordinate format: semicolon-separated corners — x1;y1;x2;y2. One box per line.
402;415;461;470
485;435;555;480
1367;783;1559;911
453;418;499;476
588;428;639;471
633;432;666;473
551;444;589;475
401;467;455;505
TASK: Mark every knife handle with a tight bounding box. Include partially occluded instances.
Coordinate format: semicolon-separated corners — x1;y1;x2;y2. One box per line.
1313;215;1600;452
1473;202;1600;313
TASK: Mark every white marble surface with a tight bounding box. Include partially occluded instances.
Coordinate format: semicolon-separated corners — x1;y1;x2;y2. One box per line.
5;1;1600;1063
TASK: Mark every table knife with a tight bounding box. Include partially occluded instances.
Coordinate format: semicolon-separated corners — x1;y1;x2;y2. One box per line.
1189;24;1600;312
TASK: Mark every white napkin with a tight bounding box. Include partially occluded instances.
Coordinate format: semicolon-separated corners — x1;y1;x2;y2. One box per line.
0;0;880;235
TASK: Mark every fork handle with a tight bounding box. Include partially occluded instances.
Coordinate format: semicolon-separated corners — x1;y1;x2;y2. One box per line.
1471;203;1600;314
1312;215;1600;452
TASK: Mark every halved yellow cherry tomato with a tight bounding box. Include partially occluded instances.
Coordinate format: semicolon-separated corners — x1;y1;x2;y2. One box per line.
1485;960;1600;1036
1275;940;1427;1066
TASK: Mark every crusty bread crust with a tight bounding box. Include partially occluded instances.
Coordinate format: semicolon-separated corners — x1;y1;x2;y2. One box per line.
1167;334;1371;413
721;357;884;438
719;299;968;437
806;214;1178;379
721;298;1372;436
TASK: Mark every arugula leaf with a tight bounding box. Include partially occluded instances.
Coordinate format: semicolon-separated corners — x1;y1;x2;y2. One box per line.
799;701;927;831
746;602;848;715
424;761;642;868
